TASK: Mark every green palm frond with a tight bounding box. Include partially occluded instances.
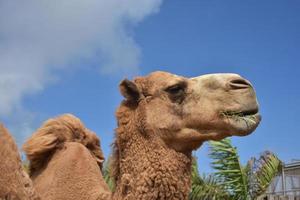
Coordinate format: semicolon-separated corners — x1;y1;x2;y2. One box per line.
102;158;115;192
189;158;230;200
22;160;30;174
208;139;281;200
249;151;282;198
209;138;250;200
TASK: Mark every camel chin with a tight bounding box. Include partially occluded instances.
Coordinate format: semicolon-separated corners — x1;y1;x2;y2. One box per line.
223;109;261;136
188;110;261;143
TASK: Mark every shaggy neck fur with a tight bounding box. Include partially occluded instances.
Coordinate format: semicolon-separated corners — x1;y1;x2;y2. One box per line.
112;102;192;200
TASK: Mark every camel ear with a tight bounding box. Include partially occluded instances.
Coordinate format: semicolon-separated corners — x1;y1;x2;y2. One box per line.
119;79;141;101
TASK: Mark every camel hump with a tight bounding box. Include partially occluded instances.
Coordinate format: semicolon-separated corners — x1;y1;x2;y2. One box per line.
23;113;105;175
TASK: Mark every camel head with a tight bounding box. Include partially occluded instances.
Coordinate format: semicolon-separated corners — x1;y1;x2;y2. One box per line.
119;71;261;152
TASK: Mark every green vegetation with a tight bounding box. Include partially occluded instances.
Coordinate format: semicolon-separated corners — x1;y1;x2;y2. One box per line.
102;157;115;192
22;160;30;174
189;158;230;200
100;138;281;200
190;138;282;200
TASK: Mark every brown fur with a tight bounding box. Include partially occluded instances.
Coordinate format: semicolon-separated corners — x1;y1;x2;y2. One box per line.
23;114;105;176
23;114;111;200
111;102;192;200
0;124;40;200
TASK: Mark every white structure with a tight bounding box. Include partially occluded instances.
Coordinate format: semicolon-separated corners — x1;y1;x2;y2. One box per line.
259;161;300;200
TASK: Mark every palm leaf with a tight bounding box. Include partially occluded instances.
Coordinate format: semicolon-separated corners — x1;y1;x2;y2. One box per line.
22;160;30;174
102;158;115;192
189;157;230;200
209;138;250;200
248;151;282;198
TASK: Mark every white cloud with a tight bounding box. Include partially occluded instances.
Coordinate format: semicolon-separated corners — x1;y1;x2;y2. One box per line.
0;0;162;116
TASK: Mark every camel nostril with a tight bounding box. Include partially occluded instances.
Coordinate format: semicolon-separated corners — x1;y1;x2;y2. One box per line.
229;78;252;89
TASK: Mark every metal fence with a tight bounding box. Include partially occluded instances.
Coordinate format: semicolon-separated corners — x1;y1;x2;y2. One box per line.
258;161;300;200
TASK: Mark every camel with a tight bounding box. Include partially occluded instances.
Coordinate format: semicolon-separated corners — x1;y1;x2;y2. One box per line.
22;114;111;200
0;71;261;200
0;114;111;200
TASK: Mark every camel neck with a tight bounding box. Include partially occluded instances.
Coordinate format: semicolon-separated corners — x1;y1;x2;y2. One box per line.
113;127;192;200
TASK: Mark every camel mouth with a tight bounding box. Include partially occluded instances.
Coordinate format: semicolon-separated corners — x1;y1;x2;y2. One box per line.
222;108;259;118
221;108;261;135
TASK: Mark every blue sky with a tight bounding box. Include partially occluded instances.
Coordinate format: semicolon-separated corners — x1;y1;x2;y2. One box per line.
1;0;299;173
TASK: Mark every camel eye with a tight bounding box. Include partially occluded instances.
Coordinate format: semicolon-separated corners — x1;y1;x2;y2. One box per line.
166;84;184;94
165;83;186;103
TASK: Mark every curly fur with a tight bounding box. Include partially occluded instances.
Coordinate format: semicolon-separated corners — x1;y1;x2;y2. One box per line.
110;94;192;200
23;114;105;176
0;124;40;200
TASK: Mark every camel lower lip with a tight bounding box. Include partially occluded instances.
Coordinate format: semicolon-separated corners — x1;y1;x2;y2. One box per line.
223;112;261;135
225;112;261;123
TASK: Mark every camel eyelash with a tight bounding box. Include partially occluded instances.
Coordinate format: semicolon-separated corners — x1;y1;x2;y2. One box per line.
165;82;187;94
